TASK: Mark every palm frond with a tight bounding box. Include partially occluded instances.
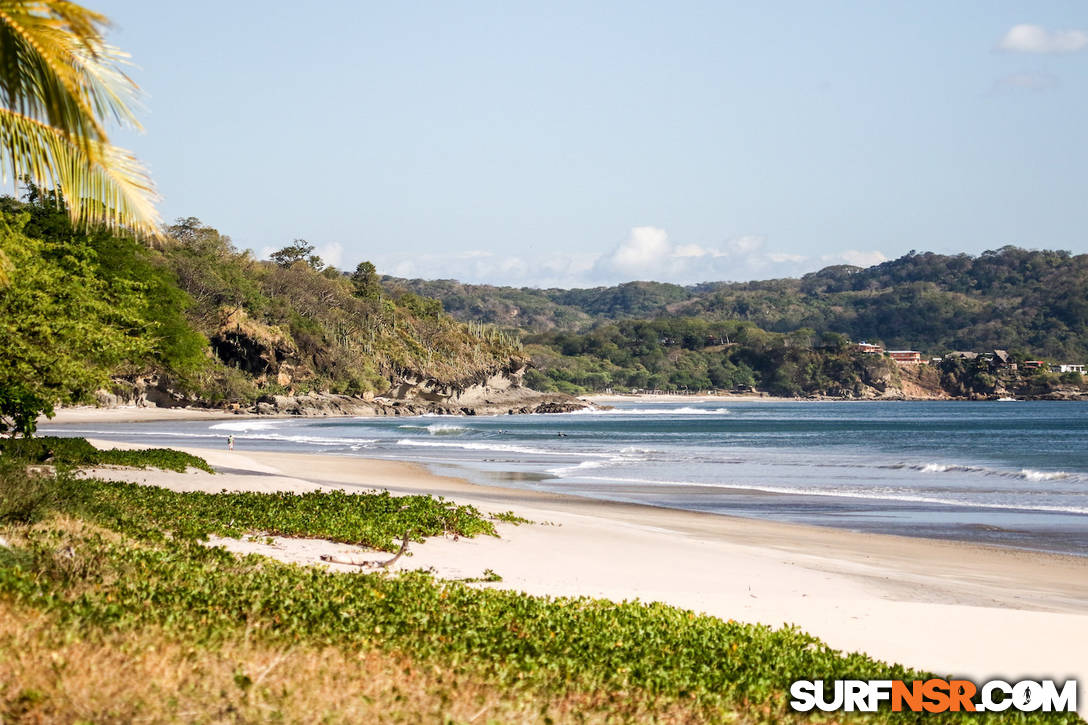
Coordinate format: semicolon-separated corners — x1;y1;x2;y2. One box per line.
0;106;160;237
0;1;141;142
0;1;160;238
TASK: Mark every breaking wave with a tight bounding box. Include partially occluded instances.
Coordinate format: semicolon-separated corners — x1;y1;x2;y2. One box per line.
575;476;1088;515
395;439;612;458
397;423;471;435
883;462;1079;482
209;420;281;432
567;406;731;416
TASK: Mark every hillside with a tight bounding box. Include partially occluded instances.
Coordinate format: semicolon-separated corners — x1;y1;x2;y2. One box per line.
389;247;1088;361
0;191;568;434
384;278;694;333
6;184;1084;429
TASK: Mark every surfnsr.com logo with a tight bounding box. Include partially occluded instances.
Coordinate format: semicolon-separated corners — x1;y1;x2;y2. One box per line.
790;679;1077;713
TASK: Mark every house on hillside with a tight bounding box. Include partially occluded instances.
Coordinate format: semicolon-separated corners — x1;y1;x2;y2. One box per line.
888;350;922;364
981;349;1017;372
1022;360;1047;371
853;341;884;354
1058;363;1086;374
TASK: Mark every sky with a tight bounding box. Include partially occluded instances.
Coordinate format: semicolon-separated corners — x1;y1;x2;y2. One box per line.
92;1;1088;287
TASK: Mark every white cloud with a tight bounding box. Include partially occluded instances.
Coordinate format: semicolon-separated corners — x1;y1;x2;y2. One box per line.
378;249;598;289
723;235;765;255
315;241;343;269
606;226;672;272
825;249;888;268
368;227;886;287
998;24;1088;54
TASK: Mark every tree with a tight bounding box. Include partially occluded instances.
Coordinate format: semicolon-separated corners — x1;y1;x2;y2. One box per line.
0;2;160;240
0;212;149;435
270;239;323;270
163;216;264;329
351;260;382;299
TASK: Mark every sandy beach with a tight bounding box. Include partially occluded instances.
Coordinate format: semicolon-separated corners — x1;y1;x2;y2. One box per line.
47;406;252;424
81;433;1088;712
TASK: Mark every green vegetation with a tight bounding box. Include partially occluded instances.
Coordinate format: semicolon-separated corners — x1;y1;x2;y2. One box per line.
0;464;54;525
0;442;492;550
2;467;1074;723
386;278;688;332
393;247;1088;361
0;201;168;435
160;216;521;404
391;248;1088;396
0;193;523;434
0;436;213;474
6;175;1083;421
55;478;495;552
491;509;533;524
525;318;899;396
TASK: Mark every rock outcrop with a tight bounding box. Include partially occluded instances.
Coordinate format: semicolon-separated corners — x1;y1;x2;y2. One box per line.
99;362;594;417
250;364;593;417
210;310;299;383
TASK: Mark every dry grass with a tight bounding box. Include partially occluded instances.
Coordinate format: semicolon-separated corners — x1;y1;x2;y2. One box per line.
0;605;719;724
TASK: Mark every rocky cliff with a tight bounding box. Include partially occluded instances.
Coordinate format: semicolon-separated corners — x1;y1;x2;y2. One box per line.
252;364;590;417
100;363;592;417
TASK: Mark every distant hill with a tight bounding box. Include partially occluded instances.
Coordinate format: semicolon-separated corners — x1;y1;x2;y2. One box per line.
386;246;1088;360
382;278;693;333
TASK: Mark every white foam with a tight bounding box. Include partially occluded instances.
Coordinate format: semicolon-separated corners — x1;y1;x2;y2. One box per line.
395;439;612;458
547;459;613;477
270;434;377;446
40;426;376;448
39;428;225;440
398;423;470;435
903;462;1077;482
565;406;730;416
1019;469;1070;482
209;420;281;432
576;476;1088;515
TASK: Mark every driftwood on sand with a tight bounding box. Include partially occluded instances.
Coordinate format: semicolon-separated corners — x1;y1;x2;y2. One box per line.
320;531;411;569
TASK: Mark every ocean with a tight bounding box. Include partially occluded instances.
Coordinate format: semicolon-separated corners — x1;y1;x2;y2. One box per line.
42;400;1088;556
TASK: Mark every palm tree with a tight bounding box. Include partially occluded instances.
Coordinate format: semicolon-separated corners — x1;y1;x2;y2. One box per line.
0;1;160;243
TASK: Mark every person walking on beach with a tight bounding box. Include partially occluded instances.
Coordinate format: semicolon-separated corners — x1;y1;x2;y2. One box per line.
228;435;235;451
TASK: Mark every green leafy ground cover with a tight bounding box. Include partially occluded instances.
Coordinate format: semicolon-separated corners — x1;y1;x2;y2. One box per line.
0;464;1079;722
55;477;497;551
0;436;214;473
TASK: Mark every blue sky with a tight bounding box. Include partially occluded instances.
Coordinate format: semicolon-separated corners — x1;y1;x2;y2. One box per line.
96;1;1088;286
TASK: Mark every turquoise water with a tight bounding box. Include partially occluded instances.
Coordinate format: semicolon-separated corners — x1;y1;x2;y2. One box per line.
43;400;1088;556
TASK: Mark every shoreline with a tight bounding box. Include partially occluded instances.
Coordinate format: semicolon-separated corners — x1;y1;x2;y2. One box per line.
81;436;1088;704
42;388;1088;427
44;405;1088;558
582;392;1088;403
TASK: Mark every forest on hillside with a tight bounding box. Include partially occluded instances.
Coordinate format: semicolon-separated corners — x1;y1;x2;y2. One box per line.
390;247;1088;361
0;190;521;434
522;317;1086;398
523;319;904;397
5;182;1086;429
